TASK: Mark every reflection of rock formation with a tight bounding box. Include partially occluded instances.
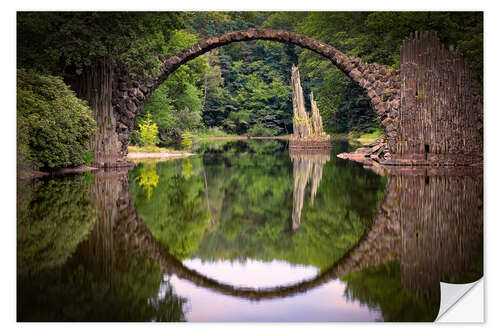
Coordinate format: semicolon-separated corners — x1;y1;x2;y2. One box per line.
394;168;483;297
74;169;146;278
290;150;330;231
340;166;482;315
370;167;483;297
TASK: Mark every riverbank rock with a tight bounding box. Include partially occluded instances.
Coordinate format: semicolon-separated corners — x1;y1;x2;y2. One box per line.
337;136;391;165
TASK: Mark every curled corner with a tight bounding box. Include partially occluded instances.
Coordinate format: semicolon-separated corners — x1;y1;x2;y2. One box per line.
435;278;483;322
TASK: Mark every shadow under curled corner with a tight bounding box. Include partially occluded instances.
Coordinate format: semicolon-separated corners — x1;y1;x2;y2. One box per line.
435;278;484;322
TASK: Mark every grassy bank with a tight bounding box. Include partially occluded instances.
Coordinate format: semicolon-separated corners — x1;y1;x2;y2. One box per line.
329;128;383;141
128;145;187;154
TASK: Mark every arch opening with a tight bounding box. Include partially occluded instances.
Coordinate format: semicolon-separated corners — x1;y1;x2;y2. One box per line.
112;29;401;157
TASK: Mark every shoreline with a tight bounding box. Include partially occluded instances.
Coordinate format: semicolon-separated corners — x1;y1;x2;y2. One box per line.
17;165;98;182
126;151;194;159
196;135;377;143
195;135;290;141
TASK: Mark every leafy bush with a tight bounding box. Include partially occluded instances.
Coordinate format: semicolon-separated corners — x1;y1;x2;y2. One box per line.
17;69;96;169
358;128;383;139
247;123;278;137
137;111;159;148
181;131;195;149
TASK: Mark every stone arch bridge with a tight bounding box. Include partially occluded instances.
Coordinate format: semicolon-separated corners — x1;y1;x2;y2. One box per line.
99;29;482;168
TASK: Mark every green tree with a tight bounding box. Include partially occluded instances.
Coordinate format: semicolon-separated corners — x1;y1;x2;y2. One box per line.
137;30;208;144
17;12;185;79
137;111;159;148
17;69;96;169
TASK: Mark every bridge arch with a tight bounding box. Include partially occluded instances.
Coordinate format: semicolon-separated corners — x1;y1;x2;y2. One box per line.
98;169;400;301
112;29;401;156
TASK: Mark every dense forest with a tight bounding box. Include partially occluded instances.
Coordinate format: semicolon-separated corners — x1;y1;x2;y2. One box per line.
17;11;483;167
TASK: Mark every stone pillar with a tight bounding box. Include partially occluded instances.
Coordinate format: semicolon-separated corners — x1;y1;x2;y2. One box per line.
310;92;324;136
396;31;483;165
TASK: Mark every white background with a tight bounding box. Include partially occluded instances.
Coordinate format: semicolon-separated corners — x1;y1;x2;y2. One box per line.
1;0;497;331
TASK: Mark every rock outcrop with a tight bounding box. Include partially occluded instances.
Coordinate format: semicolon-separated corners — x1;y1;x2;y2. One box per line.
310;92;325;136
290;66;331;151
291;64;313;139
337;136;391;166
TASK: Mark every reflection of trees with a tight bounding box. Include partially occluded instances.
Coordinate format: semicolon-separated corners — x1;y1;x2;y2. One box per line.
17;142;483;322
130;158;210;260
18;253;186;322
290;150;330;231
17;175;96;276
136;161;159;199
342;262;439;322
17;170;187;321
192;140;385;270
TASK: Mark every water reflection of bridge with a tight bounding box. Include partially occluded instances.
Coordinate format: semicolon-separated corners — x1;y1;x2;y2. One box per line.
78;165;482;301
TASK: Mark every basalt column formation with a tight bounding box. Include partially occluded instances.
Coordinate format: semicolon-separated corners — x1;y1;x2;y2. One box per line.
339;31;483;166
289;65;331;151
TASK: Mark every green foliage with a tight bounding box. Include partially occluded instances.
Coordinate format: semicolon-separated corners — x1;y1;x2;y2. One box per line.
17;69;96;169
246;123;278;137
137;111;159;148
137;30;207;144
358;128;384;139
17;12;185;79
193;126;232;138
129;159;210;260
181;131;195;149
17;174;96;276
84;150;94;166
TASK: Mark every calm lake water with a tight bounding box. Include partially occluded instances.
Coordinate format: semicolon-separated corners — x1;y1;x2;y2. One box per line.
16;139;483;322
